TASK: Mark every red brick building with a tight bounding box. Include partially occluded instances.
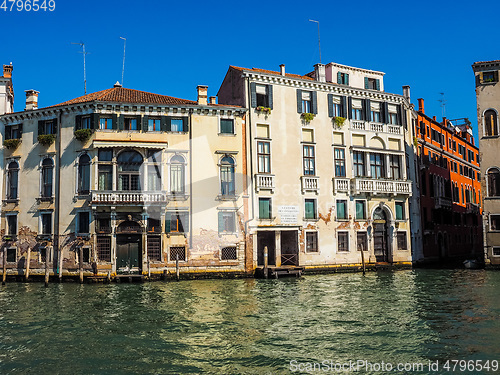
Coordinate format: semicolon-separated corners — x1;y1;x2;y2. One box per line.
415;98;482;264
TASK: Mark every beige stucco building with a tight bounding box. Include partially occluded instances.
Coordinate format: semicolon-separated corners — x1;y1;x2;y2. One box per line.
218;62;414;273
472;60;500;267
0;82;250;279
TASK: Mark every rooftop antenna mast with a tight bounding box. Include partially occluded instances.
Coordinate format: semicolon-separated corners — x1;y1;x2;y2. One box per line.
71;42;89;95
309;19;321;64
120;37;126;86
438;92;447;118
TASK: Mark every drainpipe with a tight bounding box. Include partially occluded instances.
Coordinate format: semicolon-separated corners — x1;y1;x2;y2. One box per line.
189;109;193;249
55;109;62;281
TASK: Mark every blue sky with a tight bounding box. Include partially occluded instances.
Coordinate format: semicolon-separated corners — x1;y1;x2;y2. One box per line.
2;0;499;141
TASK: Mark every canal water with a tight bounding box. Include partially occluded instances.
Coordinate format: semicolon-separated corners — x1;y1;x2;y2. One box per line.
0;270;499;374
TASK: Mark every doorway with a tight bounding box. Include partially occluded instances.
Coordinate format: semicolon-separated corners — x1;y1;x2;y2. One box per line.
281;231;299;266
373;208;389;262
116;221;142;274
257;231;275;266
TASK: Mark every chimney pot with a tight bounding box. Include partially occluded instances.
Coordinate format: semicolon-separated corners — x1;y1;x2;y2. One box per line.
209;96;217;105
3;64;13;79
25;89;39;111
433;116;436;121
279;64;285;76
402;85;410;101
114;81;122;88
314;63;326;83
197;85;208;105
417;98;425;114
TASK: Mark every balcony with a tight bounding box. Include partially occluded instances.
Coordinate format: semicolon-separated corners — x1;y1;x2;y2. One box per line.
435;196;452;209
301;176;320;194
350;120;366;130
91;191;167;204
466;202;480;214
255;174;275;192
333;178;350;193
352;178;412;196
349;120;402;135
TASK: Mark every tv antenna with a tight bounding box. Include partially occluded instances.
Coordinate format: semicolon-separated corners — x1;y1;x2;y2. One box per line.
309;19;321;64
438;92;447;117
120;37;126;86
71;42;89;95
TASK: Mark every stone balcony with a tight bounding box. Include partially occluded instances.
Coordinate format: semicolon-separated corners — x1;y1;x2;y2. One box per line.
301;176;320;194
466;202;481;214
91;191;168;204
349;120;402;135
333;178;350;193
352;178;412;196
255;174;275;192
435;196;452;209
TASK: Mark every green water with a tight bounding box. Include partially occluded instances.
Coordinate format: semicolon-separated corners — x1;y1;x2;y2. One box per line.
0;270;499;374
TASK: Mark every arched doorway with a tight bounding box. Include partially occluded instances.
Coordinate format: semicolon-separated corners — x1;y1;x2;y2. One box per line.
116;220;142;273
373;207;389;262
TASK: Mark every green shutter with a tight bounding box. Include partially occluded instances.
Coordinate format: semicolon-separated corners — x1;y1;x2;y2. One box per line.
341;96;347;118
142;115;149;132
52;118;58;135
337;201;345;219
337;71;342;84
327;94;333;117
38;120;44;136
356;201;364;220
305;201;313;219
182;117;188;133
311;91;318;114
165;213;171;233
345;74;349;86
160;116;168;132
165;117;172;132
92;113;99;130
218;212;224;233
250;82;257;108
396;203;403;220
111;114;118;129
266;84;273;110
75;115;82;130
136;116;142;130
347;97;352;120
5;125;11;140
364;99;371;121
259;199;270;219
296;89;302;113
117;115;124;131
375;79;380;91
18;124;23;138
364;77;369;89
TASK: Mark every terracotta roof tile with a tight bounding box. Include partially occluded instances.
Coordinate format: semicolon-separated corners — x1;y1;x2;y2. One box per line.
230;65;314;81
473;60;500;65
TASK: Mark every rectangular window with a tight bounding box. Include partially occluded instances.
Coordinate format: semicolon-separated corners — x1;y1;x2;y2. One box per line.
259;198;272;219
255;84;270;107
397;232;408;250
99;118;113;130
257;141;271;173
371;102;381;122
390;155;402;180
7;215;17;236
170;246;186;261
170;118;183;132
366;78;379;90
355;200;366;220
148;118;161;132
493;247;500;256
147;236;161;261
370;153;385;179
395;202;405;220
301;91;312;113
6;247;16;263
305;199;317;220
221;246;238;260
81;116;91;129
481;71;499;83
357;232;368;251
338;72;349;85
97;236;111;262
338;232;349;252
353;151;366;177
148;164;162;191
166;211;189;233
306;232;318;252
44;120;54;135
337;200;347;220
5;124;22;140
490;215;500;231
41;213;52;235
98;165;113;190
334;148;346;177
78;212;90;234
220;119;234;134
124;118;138;131
303;145;315;175
218;211;236;233
389;112;398;125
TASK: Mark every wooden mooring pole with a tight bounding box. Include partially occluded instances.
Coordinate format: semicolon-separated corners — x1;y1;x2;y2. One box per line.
58;248;63;283
79;247;84;284
147;258;151;280
263;246;268;279
176;254;180;281
25;248;31;282
361;248;366;276
44;254;49;287
2;248;7;285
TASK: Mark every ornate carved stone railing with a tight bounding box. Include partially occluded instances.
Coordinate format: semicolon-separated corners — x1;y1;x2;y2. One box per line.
91;191;167;204
255;174;275;192
333;178;350;193
301;176;320;194
352;179;412;196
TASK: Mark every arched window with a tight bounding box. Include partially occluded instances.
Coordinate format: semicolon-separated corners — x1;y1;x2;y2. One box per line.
7;161;19;200
484;109;498;136
78;154;91;194
169;155;185;194
41;158;53;198
488;168;500;197
117;150;143;191
220;156;235;196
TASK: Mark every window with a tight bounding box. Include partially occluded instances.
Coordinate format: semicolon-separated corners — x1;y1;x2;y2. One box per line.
220;119;234;134
353;151;365;177
389;111;398;125
355;200;366;220
306;232;318;252
370;153;385;179
334;148;346;177
259;198;272;219
397;232;407;250
78;212;90;234
337;72;349;85
99;117;113;130
484;109;498;136
5;124;22;140
218;211;236;233
493;247;500;256
390;155;402;180
351;99;363;120
305;199;317;220
41;213;52;235
357;232;368;251
338;232;349;252
170;118;183;132
81;116;91;130
170;246;186;261
6;248;16;263
124;118;138;131
77;154;91;195
481;71;498;84
395;202;405;220
117;151;143;191
97;236;111;262
257;141;271;173
221;246;237;260
220;156;235;196
488;169;500;197
7;215;17;236
41;158;53;198
147;236;161;261
148;118;161;132
301;91;312;113
254;84;272;108
169;155;185;194
371;102;381;122
6;161;19;200
365;77;380;90
40;120;55;135
337;200;347;220
147;152;162;192
490;215;500;231
166;211;189;233
303;145;315;175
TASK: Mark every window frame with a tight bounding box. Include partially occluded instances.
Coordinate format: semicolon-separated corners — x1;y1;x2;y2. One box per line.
77;211;90;235
353;151;366;177
257;141;271;174
40;211;53;235
77;153;91;195
397;231;408;250
258;197;272;220
219;155;236;197
337;231;349;252
334;147;346;177
220;118;235;135
489;214;500;232
40;157;54;199
336;199;348;221
304;198;317;220
218;210;237;234
6;160;19;200
166;211;189;233
355;200;367;221
303;144;316;176
305;231;319;253
356;232;368;252
395;201;405;221
6;214;17;236
169;154;186;195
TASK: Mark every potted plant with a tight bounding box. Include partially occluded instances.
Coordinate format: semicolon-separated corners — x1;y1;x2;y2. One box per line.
333;116;346;128
74;129;92;142
256;106;271;115
413;136;419;148
3;139;21;150
37;134;56;147
301;112;315;123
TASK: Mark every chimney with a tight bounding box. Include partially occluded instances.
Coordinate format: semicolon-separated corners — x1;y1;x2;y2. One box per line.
314;63;326;83
3;64;13;79
279;64;285;76
114;81;122;88
209;96;217;105
417;98;424;114
433;116;436;121
402;85;410;101
25;89;39;111
197;85;208;105
442;117;447;127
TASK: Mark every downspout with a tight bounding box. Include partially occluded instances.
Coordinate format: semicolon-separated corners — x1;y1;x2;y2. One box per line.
55;109;62;280
189;109;193;249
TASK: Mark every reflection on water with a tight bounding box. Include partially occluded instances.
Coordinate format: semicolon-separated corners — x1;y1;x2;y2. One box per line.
0;270;499;374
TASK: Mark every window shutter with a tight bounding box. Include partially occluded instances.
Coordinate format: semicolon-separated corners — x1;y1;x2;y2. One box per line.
111;114;118;130
136;116;142;130
396;105;402;125
495;71;499;82
347;97;352;120
38;120;44;136
375;79;380;91
381;102;387;123
345;74;349;86
19;123;23;137
52;118;58;135
364;77;369;89
142;115;149;132
160;116;168;132
75;115;82;130
183;212;190;233
218;212;224;232
296;89;302;113
182;117;188;132
337;71;342;84
165;213;171;233
311;91;318;114
92;113;99;130
401;104;407;129
250;82;257;108
266;85;273;109
364;99;371;121
117;115;124;131
341;96;347;118
5;126;11;140
479;72;483;83
165;117;172;132
327;94;334;117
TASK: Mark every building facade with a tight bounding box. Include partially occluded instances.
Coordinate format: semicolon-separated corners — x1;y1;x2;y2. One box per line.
218;62;414;271
0;83;250;279
414;98;482;264
472;60;500;267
